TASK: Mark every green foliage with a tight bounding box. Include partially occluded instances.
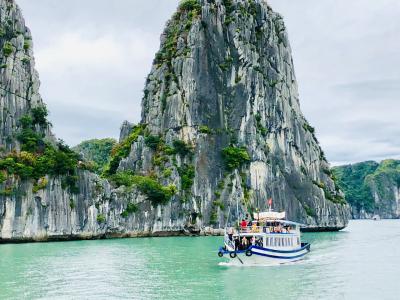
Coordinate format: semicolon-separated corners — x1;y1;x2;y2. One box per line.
221;146;250;170
209;210;218;225
199;125;212;134
31;106;48;127
334;160;400;211
222;0;234;15
97;214;106;223
110;172;176;207
0;186;15;196
303;204;316;217
332;161;379;212
162;168;173;178
366;160;400;200
2;41;13;56
109;171;136;187
0;171;6;183
145;135;162;150
23;40;30;50
312;180;325;189
69;199;75;209
255;113;268;137
133;175;177;207
179;0;201;12
0;110;80;193
121;202;138;218
178;164;195;191
172;140;192;156
103;124;145;176
73;138;116;173
213;200;225;210
32;177;48;193
303;122;315;134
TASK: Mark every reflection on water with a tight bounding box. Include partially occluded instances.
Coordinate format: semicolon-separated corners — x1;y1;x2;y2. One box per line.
0;220;399;300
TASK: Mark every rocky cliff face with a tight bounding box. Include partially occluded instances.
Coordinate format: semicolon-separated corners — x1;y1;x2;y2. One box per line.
334;160;400;219
0;0;349;243
115;0;350;231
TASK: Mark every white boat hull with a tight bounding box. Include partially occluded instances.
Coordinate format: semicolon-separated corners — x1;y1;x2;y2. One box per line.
219;244;310;266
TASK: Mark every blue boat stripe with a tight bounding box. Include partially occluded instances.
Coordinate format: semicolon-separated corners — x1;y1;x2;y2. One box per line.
252;244;310;254
252;251;308;260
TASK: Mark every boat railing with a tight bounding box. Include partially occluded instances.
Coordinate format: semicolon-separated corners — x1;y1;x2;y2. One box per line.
239;226;296;234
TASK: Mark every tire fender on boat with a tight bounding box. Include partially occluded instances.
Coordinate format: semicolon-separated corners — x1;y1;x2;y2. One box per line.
229;252;237;258
245;249;252;257
218;252;223;257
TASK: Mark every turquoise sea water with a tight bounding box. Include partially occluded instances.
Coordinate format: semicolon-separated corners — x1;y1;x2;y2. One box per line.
0;220;399;300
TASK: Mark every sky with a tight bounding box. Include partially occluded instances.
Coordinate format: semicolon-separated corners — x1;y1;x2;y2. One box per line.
16;0;400;166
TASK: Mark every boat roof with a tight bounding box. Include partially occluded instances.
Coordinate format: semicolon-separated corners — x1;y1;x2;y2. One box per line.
251;211;305;227
253;211;286;220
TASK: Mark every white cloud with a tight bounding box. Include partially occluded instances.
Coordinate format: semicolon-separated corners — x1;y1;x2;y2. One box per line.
36;30;156;77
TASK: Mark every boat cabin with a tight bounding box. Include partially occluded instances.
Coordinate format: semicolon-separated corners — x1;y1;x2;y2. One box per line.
224;211;303;251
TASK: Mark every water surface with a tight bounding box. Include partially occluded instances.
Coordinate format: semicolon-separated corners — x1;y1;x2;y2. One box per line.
1;220;399;299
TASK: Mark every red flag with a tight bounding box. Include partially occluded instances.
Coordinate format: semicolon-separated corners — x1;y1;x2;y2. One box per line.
268;198;272;206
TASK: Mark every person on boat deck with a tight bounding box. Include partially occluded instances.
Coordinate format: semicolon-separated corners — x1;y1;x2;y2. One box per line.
251;222;258;233
228;227;234;241
240;219;248;229
251;236;256;246
286;226;291;233
241;236;249;249
234;237;240;250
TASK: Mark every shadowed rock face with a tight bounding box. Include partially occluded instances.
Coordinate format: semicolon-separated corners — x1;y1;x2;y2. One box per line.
0;0;349;243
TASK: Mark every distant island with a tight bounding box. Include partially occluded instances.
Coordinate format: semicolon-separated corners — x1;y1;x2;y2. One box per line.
333;160;400;219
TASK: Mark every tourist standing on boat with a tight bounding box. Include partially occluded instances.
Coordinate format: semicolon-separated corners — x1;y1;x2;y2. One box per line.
228;227;234;241
240;219;247;230
241;236;248;249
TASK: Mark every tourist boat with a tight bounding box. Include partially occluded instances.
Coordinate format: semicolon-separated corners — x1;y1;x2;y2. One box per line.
217;211;311;266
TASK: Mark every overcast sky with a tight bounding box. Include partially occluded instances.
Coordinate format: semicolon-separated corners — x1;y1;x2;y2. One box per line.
17;0;400;165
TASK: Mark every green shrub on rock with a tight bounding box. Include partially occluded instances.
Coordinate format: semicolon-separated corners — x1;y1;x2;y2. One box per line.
178;164;195;191
133;175;177;207
2;42;13;57
199;125;212;134
103;124;145;176
179;0;201;12
221;146;250;170
97;214;106;223
145;135;162;150
121;202;138;218
110;171;176;207
172;140;192;156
